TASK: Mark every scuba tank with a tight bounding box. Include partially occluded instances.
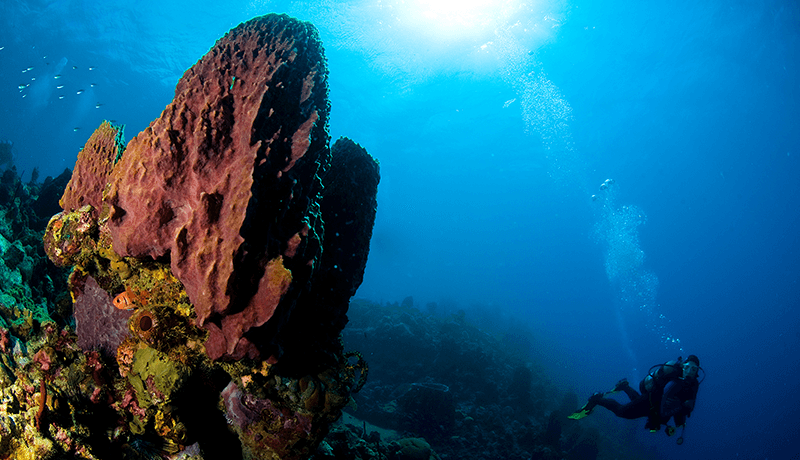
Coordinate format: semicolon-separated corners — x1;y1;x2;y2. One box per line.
642;356;683;392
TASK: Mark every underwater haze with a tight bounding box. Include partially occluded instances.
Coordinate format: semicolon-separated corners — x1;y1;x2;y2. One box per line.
2;0;799;458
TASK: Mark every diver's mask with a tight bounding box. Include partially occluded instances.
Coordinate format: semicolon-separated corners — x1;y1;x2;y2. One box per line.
682;361;699;379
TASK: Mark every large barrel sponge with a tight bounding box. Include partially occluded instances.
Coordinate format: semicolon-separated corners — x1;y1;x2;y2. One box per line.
104;14;333;360
60;121;124;216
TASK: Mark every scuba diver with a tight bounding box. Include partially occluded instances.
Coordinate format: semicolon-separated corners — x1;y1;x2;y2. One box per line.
569;355;702;444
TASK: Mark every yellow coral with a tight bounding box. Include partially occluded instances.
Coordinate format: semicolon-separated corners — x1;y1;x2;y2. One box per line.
8;422;60;460
266;256;293;296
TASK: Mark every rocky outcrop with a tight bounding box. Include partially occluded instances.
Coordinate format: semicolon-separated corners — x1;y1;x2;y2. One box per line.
6;13;379;460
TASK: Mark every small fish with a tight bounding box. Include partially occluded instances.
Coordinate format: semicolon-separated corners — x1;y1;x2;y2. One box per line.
0;46;4;51
72;65;77;70
90;83;97;87
56;85;64;89
18;84;27;89
113;291;135;310
54;74;62;79
88;66;96;70
59;95;65;99
76;89;84;95
73;127;80;131
95;103;103;109
30;77;35;81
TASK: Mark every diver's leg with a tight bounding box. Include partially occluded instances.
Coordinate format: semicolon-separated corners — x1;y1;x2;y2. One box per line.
593;397;624;415
621;385;640;401
611;378;640;401
596;397;650;420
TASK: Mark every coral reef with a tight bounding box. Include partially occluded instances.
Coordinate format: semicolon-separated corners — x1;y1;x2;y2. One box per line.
326;298;655;460
0;164;72;324
1;13;378;460
397;382;455;435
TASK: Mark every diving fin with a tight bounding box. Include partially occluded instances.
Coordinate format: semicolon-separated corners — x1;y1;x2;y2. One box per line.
568;405;592;420
568;392;604;420
607;378;629;394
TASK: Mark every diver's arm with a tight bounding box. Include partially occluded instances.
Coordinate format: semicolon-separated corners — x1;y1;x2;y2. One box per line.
682;380;698;416
660;380;685;420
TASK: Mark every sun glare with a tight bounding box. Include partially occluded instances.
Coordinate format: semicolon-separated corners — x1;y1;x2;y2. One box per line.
385;0;515;42
364;0;562;80
418;0;500;25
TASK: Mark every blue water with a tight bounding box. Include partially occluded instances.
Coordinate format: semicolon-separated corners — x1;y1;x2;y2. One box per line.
2;1;798;458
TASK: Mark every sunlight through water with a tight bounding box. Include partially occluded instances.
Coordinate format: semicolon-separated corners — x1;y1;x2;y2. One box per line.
402;0;510;38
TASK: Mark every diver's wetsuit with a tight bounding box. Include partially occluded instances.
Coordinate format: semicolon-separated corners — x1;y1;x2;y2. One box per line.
594;380;655;420
593;377;698;426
